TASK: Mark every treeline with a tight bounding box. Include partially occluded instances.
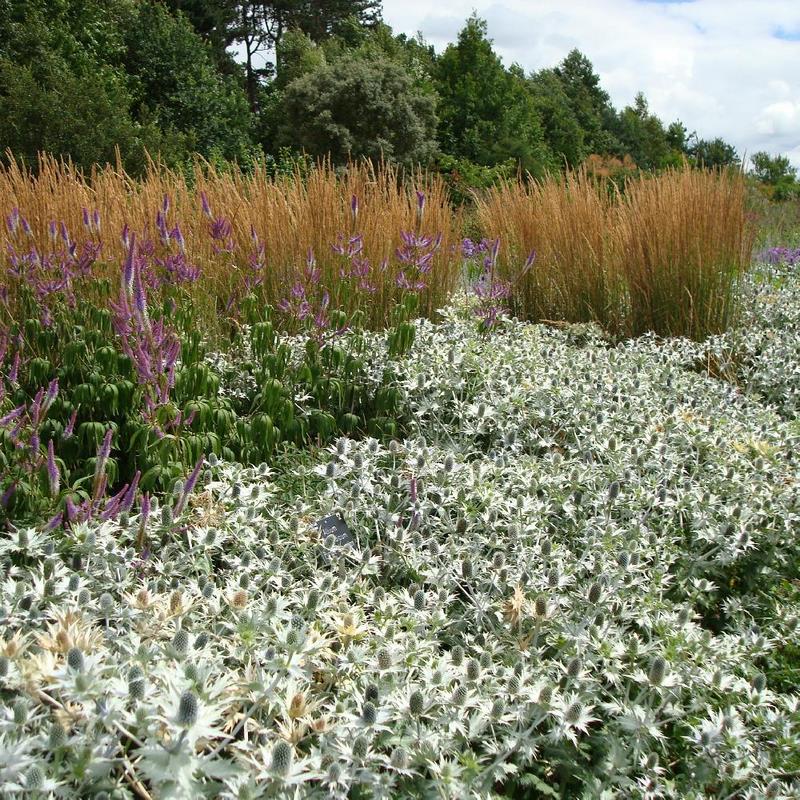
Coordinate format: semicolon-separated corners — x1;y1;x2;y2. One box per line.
0;0;796;198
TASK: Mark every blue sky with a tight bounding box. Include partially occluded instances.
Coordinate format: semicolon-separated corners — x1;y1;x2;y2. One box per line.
381;0;800;166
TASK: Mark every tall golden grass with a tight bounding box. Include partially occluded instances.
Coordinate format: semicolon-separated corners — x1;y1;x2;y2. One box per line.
475;167;755;339
0;153;461;329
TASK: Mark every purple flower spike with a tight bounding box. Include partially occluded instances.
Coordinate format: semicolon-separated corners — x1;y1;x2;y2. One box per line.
416;190;426;222
47;439;60;496
20;215;32;237
121;470;140;511
64;408;78;439
82;208;90;229
44;512;64;532
523;249;536;274
122;232;136;291
43;378;59;412
162;194;170;214
200;191;212;219
48;220;58;242
139;492;151;540
173;455;204;517
93;209;101;232
350;194;359;223
94;428;113;486
6;207;19;234
0;482;17;508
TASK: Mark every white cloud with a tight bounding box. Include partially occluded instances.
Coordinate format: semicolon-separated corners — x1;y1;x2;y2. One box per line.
381;0;800;165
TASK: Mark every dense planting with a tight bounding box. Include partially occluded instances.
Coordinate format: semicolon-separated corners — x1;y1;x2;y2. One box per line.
2;256;800;796
1;165;799;798
476;169;755;339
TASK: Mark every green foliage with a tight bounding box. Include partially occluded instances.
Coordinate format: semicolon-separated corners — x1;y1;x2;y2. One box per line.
435;154;517;206
0;58;155;173
122;2;257;167
750;151;799;201
616;93;671;170
751;151;797;185
0;0;256;174
274;0;382;43
529;69;587;168
690;137;740;169
274;29;327;90
554;48;621;156
279;52;438;166
434;17;554;175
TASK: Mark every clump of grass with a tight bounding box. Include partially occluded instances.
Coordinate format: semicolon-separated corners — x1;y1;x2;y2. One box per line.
475;167;755;340
617;168;755;339
474;169;624;331
0;152;461;330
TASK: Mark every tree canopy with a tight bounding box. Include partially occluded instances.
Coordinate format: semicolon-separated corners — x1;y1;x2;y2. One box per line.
1;1;785;195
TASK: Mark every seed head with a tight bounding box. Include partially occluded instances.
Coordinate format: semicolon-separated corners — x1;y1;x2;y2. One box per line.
409;690;425;716
67;647;84;672
48;722;66;748
177;690;199;727
99;592;114;614
567;657;582;679
25;765;44;790
565;700;583;724
648;656;668;687
377;648;392;670
752;673;767;693
172;629;190;655
451;684;468;706
327;762;342;783
451;645;464;666
271;740;293;776
12;698;27;725
352;735;369;760
390;747;409;770
361;701;377;725
534;595;548;617
413;590;425;611
588;582;601;604
466;659;481;681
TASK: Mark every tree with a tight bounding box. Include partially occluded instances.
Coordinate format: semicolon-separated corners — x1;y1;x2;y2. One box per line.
529;68;586;167
279;52;437;166
275;0;381;43
434;16;553;174
617;93;670;170
274;29;326;90
0;0;156;172
123;3;255;165
690;137;740;169
554;49;620;155
163;0;240;73
0;0;256;174
750;151;797;184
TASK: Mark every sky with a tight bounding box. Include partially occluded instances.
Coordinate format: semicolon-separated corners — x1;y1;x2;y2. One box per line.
380;0;800;167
